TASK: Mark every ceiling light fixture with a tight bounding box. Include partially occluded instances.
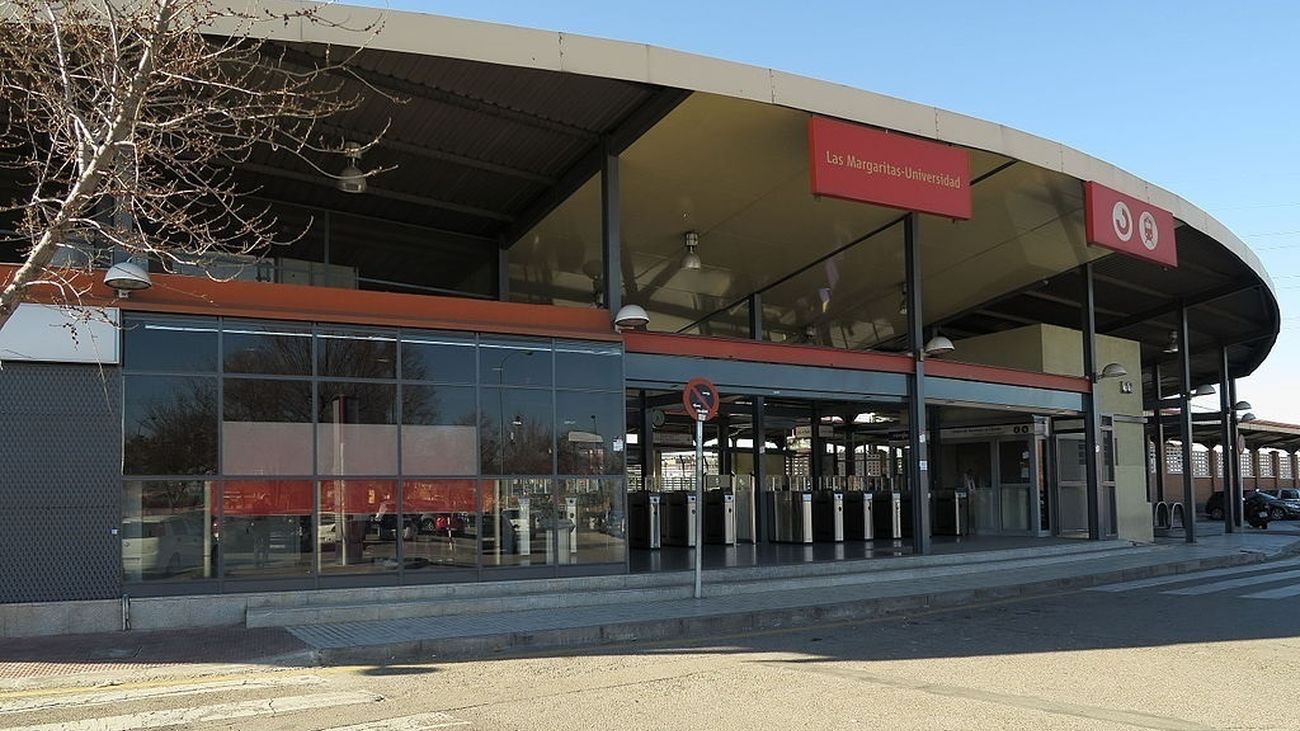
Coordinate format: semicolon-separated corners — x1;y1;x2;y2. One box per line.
1240;412;1257;423
337;141;367;194
681;231;702;271
1192;384;1216;397
1097;362;1128;380
1162;329;1179;354
1234;400;1252;412
923;334;955;357
613;304;650;331
103;261;153;297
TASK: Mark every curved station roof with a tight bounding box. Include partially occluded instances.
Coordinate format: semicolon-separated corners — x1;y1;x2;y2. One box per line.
242;2;1279;397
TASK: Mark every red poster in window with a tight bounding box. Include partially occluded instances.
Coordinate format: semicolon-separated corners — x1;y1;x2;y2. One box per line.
808;116;971;219
1084;182;1177;267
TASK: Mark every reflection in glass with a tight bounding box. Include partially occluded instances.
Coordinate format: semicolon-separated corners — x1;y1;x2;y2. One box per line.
317;381;398;475
402;385;477;474
480;388;553;475
555;341;622;390
318;328;397;379
402;479;478;570
124;375;218;476
401;332;476;383
122;480;214;582
319;480;399;573
223;379;313;475
479;338;552;387
556;390;625;475
222;322;312;375
482;479;553;567
221;480;313;577
123;316;218;372
558;479;625;565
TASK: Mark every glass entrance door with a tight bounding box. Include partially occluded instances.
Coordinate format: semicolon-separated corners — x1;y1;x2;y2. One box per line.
1054;433;1090;535
997;440;1034;532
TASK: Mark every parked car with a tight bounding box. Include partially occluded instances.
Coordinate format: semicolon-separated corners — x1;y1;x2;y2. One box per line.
121;515;205;579
1261;488;1300;506
1206;490;1300;522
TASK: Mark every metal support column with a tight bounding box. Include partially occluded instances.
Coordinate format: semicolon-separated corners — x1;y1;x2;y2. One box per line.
639;389;654;490
1218;347;1235;532
600;141;621;317
1081;262;1102;540
1153;361;1166;504
809;402;823;486
752;395;767;544
1228;377;1243;527
1178;305;1196;543
718;410;732;475
904;213;932;554
845;426;856;476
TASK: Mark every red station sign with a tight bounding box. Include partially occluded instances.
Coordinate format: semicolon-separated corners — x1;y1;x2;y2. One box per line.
1083;181;1178;268
808;116;972;219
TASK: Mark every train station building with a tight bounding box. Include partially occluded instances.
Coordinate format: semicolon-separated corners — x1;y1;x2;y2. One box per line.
0;5;1281;621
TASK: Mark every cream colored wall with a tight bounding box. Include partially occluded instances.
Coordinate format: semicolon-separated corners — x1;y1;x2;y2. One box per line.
952;324;1152;542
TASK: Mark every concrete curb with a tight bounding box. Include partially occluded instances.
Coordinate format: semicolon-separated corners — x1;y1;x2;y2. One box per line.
313;550;1264;666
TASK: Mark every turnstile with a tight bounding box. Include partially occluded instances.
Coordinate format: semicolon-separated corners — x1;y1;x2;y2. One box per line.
769;491;813;544
843;491;874;540
661;492;697;547
932;489;968;536
628;492;661;549
812;490;844;542
704;490;736;545
733;476;757;543
873;491;903;539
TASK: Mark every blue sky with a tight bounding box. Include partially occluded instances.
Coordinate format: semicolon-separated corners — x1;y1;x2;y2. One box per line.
373;1;1300;421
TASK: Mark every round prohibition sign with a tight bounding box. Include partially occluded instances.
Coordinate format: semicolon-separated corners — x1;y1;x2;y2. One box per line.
682;377;720;422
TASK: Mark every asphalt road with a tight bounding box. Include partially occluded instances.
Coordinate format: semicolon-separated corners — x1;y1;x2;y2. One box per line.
5;556;1300;731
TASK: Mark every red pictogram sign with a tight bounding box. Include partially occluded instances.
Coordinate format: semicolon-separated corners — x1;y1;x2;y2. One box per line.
1083;181;1177;267
682;378;720;422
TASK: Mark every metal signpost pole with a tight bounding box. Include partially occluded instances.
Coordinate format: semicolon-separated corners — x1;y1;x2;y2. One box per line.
694;417;704;599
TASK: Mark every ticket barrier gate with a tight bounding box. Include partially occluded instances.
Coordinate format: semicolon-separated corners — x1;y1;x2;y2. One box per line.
932;489;968;536
873;491;903;539
812;490;844;542
732;475;757;543
704;490;736;545
661;491;697;547
842;477;873;541
628;491;661;549
768;477;813;544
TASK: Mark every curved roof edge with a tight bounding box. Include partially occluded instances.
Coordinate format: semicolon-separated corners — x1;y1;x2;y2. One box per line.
246;1;1274;301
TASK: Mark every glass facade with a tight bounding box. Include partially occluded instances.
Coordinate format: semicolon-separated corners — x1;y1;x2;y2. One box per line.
120;314;626;590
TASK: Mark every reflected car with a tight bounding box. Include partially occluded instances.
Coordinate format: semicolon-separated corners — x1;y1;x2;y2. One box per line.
121;516;205;578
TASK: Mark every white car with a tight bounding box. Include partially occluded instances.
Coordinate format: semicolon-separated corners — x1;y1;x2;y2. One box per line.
121;516;205;580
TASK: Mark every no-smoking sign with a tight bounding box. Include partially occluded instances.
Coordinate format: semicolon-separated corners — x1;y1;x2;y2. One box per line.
682;377;719;422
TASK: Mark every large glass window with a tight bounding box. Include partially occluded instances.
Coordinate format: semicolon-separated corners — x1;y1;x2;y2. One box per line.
223;378;313;475
402;331;476;383
402;385;477;475
402;479;478;570
481;388;554;475
556;390;625;475
317;381;398;475
319;479;398;573
222;480;313;578
222;321;312;376
124;375;218;476
121;317;625;588
122;480;215;582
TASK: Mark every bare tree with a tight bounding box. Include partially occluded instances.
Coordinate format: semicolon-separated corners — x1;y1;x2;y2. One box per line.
0;0;387;334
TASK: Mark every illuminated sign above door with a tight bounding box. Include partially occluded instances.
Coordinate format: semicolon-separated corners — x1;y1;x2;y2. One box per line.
807;116;972;219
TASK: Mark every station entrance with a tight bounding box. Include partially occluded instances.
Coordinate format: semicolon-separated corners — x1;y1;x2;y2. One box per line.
626;390;1092;572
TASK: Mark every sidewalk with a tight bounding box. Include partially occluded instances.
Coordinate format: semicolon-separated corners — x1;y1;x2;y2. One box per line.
3;530;1296;686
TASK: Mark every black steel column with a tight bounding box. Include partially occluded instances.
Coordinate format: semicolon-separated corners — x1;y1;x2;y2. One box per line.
718;410;732;475
904;213;932;554
1178;304;1196;543
752;395;767;543
845;426;856;476
1228;377;1243;527
638;390;654;489
809;402;823;486
748;293;763;341
600;142;621;317
1153;361;1166;504
1218;347;1235;533
1081;262;1102;540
